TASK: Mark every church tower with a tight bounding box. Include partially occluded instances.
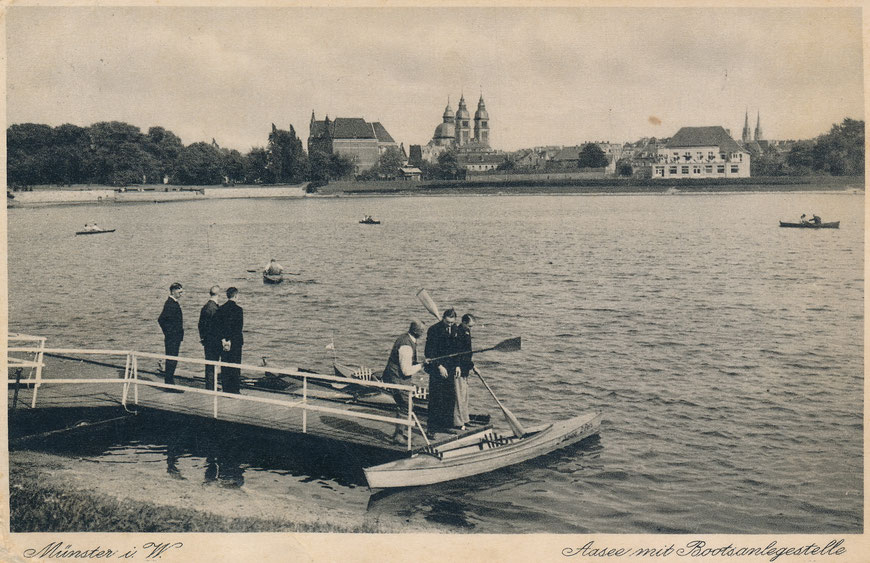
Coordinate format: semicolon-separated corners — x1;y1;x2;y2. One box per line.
741;109;751;143
754;111;764;141
455;94;471;146
474;94;490;147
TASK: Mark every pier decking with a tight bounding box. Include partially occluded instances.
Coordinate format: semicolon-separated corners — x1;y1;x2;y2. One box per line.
7;335;442;454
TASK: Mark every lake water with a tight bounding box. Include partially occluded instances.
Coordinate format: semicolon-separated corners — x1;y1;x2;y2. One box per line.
7;189;864;533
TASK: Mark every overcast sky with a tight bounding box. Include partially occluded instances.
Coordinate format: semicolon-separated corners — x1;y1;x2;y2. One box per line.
6;6;864;152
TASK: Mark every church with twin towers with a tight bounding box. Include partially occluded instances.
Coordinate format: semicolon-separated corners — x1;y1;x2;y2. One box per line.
415;93;505;170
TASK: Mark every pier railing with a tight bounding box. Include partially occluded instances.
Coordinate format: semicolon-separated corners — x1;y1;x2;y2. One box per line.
6;340;429;450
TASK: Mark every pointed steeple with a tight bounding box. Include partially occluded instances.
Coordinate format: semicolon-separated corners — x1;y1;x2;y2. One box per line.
754;111;763;141
741;108;751;143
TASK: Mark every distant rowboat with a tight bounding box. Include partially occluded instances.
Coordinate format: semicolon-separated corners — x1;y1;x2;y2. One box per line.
75;229;115;235
263;272;284;284
779;221;839;229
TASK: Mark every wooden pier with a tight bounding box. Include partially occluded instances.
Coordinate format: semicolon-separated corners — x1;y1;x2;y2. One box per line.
7;334;444;454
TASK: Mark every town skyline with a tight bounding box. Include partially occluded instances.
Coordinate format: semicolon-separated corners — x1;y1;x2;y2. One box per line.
6;7;864;153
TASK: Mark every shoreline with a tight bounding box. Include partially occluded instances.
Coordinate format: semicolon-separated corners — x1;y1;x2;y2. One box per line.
7;177;864;209
8;449;444;533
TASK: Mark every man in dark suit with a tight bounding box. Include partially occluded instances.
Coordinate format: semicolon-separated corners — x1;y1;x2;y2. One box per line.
198;285;222;390
216;286;244;394
424;308;458;434
157;282;184;390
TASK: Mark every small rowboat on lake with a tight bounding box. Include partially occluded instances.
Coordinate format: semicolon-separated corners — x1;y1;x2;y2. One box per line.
263;272;284;284
75;229;116;235
779;221;840;229
360;216;381;225
363;411;601;488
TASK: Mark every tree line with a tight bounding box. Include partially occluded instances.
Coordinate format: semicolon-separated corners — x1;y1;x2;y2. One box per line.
6;121;357;188
751;118;864;177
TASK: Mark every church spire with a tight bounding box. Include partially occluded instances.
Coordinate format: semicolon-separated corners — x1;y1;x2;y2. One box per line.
754;111;763;141
741;108;751;143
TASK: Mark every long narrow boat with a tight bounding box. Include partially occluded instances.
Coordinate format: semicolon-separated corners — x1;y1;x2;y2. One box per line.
363;411;601;488
75;229;116;235
779;221;839;229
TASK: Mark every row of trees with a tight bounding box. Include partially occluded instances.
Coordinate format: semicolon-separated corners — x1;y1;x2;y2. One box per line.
743;118;864;177
7;121;356;188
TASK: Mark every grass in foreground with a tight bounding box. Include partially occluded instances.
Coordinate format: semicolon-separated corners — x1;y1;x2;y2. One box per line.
9;471;383;533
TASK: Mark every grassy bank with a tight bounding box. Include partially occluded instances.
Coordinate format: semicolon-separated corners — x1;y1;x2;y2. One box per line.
8;468;384;533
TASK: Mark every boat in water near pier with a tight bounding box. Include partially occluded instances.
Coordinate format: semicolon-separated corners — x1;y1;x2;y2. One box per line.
8;334;601;489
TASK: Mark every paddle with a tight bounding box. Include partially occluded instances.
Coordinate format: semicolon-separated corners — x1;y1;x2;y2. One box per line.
423;337;522;363
416;288;441;320
415;289;527;437
247;269;301;275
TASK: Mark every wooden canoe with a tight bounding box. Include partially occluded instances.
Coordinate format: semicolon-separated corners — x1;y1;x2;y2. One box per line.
263;272;284;284
779;221;839;229
75;229;116;235
363;411;601;488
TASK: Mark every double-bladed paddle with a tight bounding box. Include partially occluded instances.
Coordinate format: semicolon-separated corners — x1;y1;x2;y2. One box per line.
416;288;527;437
247;268;301;275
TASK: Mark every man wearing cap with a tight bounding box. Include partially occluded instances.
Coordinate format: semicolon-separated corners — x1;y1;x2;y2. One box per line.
382;319;426;412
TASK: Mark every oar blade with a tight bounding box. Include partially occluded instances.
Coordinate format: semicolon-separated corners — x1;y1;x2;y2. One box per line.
492;336;521;353
416;288;441;319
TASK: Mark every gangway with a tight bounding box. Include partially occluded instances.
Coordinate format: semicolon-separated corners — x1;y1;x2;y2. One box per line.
7;336;435;452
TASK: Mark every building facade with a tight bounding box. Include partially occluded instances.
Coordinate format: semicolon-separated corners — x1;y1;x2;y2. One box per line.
652;126;750;179
308;113;398;173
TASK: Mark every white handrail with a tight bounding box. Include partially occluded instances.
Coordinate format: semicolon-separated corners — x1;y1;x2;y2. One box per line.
10;341;429;450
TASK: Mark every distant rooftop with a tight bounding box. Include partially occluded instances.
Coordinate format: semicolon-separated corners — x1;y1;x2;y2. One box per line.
666;126;742;153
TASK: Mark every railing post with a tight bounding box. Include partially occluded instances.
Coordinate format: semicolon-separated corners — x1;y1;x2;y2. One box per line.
122;352;132;406
213;359;219;418
302;375;308;433
133;354;139;404
30;337;45;408
407;392;414;450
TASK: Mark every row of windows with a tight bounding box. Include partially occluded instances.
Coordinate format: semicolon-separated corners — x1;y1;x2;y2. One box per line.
657;164;740;175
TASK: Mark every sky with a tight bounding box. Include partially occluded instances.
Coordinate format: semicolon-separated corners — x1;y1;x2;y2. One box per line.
5;6;865;153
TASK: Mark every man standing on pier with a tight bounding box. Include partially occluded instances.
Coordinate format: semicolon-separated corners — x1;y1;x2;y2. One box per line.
216;287;244;394
424;308;459;435
198;285;222;390
157;282;184;390
382;319;426;410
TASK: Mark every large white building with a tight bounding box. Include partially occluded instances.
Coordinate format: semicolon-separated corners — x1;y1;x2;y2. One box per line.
652;126;750;179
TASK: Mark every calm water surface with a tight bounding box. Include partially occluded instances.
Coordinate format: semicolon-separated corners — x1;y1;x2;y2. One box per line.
7;190;863;533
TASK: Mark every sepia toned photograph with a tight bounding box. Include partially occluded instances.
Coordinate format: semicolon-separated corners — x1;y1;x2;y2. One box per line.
2;4;865;561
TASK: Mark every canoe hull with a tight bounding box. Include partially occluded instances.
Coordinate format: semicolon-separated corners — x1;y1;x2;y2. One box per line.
363;411;601;488
779;221;839;229
75;229;116;235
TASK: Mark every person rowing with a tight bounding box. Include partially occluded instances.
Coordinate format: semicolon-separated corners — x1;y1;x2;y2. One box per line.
263;258;284;275
84;222;102;232
812;214;822;225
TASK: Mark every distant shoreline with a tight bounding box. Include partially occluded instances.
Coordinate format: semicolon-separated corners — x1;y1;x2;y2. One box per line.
7;176;864;208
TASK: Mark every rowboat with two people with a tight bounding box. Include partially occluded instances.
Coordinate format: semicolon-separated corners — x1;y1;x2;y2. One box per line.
360;215;381;225
780;214;839;229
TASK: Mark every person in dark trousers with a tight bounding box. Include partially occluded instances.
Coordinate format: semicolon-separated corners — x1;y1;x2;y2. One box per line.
216;286;244;394
453;313;478;430
198;285;222;390
424;308;459;434
157;282;184;391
